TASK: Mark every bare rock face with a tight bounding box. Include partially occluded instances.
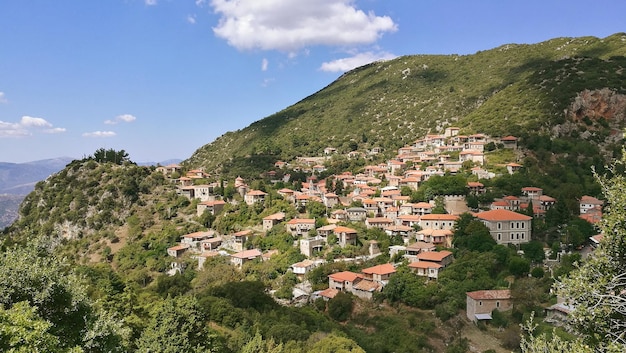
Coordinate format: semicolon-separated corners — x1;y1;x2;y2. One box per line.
553;89;626;139
570;88;626;124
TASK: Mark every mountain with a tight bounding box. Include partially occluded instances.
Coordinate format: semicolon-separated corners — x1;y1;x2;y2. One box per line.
186;33;626;180
0;157;74;194
137;158;183;167
0;157;74;229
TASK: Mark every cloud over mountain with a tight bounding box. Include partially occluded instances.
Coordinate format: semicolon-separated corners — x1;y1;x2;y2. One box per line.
210;0;397;53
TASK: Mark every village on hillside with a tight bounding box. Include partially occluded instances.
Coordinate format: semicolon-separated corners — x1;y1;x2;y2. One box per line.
160;127;603;322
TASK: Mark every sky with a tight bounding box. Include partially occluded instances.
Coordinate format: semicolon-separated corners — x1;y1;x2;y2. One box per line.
1;1;625;164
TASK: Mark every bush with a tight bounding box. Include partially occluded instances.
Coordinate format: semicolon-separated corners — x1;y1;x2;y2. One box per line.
530;266;545;278
327;291;353;321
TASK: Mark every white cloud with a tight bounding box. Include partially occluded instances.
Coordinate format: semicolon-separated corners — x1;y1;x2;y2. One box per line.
261;58;268;71
0;92;7;104
187;14;197;24
145;0;157;5
195;0;206;6
0;116;65;138
104;114;136;125
210;0;397;52
0;121;26;137
44;127;67;134
319;51;396;72
20;116;52;128
82;131;117;138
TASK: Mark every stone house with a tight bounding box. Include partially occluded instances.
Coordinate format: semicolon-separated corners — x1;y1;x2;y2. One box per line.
475;209;532;245
466;289;512;322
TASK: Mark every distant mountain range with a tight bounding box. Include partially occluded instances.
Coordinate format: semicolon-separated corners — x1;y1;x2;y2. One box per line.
0;157;182;230
0;158;74;195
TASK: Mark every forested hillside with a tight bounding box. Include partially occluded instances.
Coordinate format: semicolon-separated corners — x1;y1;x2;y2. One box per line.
187;34;626;181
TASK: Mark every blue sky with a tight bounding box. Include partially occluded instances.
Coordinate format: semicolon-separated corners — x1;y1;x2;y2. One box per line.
1;0;625;163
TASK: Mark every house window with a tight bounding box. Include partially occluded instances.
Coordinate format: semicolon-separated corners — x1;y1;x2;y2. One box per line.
496;301;500;308
497;222;501;230
511;222;514;228
479;301;483;306
521;233;525;240
522;222;525;229
497;233;502;241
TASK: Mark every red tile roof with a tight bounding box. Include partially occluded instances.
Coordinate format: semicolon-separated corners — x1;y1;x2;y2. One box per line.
329;271;360;282
231;249;262;259
263;212;286;221
353;279;381;292
420;214;459;221
182;231;214;239
333;226;357;234
466;289;511;300
319;288;339;299
286;218;315;224
475;209;532;221
362;263;396;276
417;250;453;262
168;244;190;251
409;261;442;269
233;230;253;237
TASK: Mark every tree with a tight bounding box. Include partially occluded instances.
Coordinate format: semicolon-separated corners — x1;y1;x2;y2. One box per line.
309;334;366;353
327;291;353;321
0;239;128;352
523;153;626;352
0;301;69;352
136;296;223;353
554;154;626;351
508;256;530;277
521;241;545;263
91;148;131;165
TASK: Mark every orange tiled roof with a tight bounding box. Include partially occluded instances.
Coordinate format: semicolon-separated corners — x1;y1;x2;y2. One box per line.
409;261;442;269
406;241;436;251
329;271;360;282
287;218;315;224
319;288;339;299
263;212;286;221
366;217;393;224
580;195;603;205
413;202;433;208
362;263;396;275
353;279;381;292
466;289;511;300
334;226;357;234
168;244;190;251
182;231;214;239
231;249;262;259
475;209;532;221
417;250;453;262
420;214;459;221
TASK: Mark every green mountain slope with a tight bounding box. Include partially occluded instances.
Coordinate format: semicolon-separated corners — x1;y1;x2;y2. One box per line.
186;33;626;178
